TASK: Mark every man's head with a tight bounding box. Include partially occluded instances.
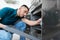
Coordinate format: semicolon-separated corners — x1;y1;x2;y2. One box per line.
17;5;29;17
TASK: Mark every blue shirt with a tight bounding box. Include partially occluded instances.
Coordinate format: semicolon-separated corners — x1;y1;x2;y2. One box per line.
0;7;20;25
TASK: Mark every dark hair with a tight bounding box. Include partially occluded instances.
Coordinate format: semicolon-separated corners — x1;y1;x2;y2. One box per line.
21;5;29;11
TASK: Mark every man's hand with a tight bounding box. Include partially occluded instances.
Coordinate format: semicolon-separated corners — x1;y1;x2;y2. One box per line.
35;18;42;25
0;23;6;28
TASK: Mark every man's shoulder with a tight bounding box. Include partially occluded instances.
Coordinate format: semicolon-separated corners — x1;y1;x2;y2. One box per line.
2;7;15;10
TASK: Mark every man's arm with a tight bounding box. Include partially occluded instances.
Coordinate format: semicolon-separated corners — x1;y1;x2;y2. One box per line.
0;18;41;28
22;18;42;26
0;23;6;28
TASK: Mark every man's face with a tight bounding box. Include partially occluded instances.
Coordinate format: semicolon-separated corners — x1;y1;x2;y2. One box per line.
17;6;29;17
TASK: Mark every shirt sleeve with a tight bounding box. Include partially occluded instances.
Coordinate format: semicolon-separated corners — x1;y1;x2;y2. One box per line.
0;7;14;19
0;7;14;20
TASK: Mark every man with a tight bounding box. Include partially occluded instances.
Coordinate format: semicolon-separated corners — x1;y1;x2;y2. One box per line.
0;5;41;40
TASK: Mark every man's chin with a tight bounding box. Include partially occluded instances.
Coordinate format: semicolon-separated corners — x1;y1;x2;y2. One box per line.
19;15;23;17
